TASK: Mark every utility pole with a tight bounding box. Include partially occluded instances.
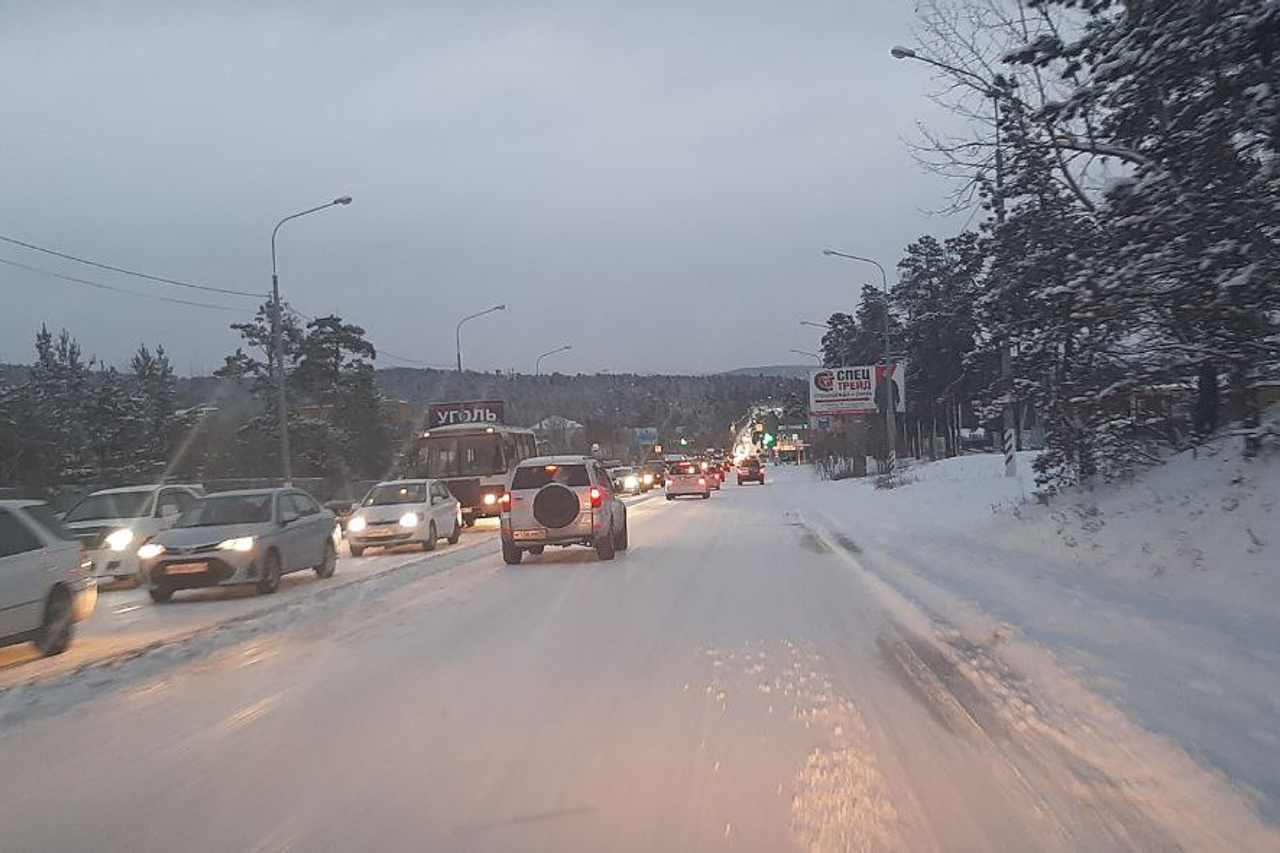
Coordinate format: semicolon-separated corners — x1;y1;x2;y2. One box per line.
455;305;506;372
892;44;1017;478
270;196;352;485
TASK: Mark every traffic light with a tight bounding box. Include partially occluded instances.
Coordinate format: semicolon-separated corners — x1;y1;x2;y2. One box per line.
679;437;688;447
762;432;776;448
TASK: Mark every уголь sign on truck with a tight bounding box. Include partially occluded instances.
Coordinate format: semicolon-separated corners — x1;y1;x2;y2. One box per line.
426;400;505;428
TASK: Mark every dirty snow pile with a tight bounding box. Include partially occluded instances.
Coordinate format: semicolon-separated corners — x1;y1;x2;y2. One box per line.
779;427;1280;819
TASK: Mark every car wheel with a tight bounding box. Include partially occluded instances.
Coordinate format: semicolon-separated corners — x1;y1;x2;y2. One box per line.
703;492;710;499
595;526;616;561
314;540;337;579
447;514;462;545
463;516;476;528
737;478;744;486
349;543;365;557
528;545;545;555
423;522;438;552
502;540;523;565
33;589;73;657
149;586;173;604
616;518;629;551
665;494;673;501
257;551;282;595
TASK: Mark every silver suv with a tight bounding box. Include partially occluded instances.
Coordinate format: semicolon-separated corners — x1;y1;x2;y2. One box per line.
500;456;628;564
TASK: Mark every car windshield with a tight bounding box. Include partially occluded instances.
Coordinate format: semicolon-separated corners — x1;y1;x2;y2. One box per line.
23;504;77;541
363;483;427;506
511;464;590;489
175;494;272;527
609;468;634;478
65;490;154;522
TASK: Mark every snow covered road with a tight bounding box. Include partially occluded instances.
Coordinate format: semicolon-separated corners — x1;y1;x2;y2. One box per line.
0;477;1274;852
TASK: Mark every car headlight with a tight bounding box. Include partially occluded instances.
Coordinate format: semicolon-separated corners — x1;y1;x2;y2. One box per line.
399;512;420;528
348;516;367;533
642;474;654;485
105;528;134;552
137;543;166;560
482;493;498;506
624;475;639;489
216;536;256;552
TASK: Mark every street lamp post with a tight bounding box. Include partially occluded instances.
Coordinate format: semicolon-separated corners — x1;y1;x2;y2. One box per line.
270;195;352;485
455;304;506;372
535;344;572;375
892;44;1016;478
789;349;821;363
822;249;897;479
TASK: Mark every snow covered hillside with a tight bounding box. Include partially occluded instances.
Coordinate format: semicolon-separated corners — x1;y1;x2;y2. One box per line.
777;433;1280;820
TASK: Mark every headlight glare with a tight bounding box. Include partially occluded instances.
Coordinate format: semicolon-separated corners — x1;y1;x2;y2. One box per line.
398;512;420;528
216;536;256;552
482;493;497;506
137;543;166;560
105;528;134;552
348;516;367;532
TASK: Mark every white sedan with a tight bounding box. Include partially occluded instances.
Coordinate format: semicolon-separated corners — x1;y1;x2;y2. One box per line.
0;500;97;656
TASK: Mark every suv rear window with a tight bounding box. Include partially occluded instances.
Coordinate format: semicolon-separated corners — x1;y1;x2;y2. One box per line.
512;464;590;490
672;462;699;475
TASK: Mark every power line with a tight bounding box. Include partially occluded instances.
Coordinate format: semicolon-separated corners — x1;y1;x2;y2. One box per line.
0;233;265;298
0;256;248;313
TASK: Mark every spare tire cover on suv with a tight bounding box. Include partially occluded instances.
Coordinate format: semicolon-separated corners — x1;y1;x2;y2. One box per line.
533;484;581;529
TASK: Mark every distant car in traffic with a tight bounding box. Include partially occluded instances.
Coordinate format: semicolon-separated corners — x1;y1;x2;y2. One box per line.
0;500;97;656
638;462;666;490
697;459;722;490
666;460;711;500
138;488;337;603
347;479;463;556
500;456;628;564
63;484;204;585
608;466;642;496
736;457;766;485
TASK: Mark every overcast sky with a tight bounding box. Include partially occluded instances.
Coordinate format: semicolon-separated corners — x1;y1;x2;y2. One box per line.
0;0;961;376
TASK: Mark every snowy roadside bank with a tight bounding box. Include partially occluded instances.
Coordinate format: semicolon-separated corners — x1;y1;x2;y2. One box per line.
772;443;1280;821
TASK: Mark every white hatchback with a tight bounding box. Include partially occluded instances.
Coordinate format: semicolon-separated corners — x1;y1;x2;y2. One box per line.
0;500;98;656
347;479;463;556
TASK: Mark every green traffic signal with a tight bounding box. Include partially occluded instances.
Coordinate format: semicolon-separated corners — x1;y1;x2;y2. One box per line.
762;432;775;447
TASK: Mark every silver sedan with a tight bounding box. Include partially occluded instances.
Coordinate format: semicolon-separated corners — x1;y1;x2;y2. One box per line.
137;488;338;603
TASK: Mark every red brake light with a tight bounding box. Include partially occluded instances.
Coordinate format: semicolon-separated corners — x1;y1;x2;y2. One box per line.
698;477;706;486
589;487;603;508
500;491;512;511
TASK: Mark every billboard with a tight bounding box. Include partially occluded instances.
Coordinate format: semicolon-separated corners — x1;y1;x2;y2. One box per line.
426;399;505;428
632;427;659;446
808;364;906;417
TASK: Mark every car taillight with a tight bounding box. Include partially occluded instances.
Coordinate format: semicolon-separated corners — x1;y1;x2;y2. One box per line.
589;487;603;508
499;491;512;511
698;477;706;486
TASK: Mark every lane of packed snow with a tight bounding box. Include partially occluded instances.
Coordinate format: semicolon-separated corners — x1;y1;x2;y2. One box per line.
774;434;1280;821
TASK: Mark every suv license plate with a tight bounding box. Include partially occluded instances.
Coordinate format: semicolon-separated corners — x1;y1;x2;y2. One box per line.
513;529;546;541
166;562;206;575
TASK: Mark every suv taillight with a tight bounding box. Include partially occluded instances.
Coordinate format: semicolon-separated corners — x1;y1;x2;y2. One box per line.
698;477;707;487
589;487;603;508
500;491;512;511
